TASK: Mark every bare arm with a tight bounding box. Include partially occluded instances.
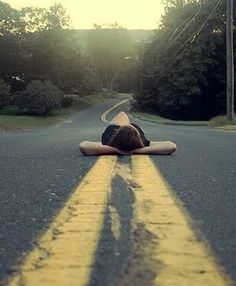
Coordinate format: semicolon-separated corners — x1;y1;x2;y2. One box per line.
79;141;125;156
131;141;177;155
79;141;176;156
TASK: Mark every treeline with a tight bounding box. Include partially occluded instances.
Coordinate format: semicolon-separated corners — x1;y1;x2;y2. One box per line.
133;0;236;120
0;1;100;114
0;2;98;95
1;0;233;119
0;1;139;115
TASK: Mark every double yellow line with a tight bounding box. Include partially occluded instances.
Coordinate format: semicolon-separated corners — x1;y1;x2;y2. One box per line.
8;156;116;286
7;156;232;286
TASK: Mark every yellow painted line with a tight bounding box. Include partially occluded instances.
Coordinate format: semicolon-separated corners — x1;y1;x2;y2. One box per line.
8;156;117;286
101;99;129;123
131;155;232;286
109;205;121;241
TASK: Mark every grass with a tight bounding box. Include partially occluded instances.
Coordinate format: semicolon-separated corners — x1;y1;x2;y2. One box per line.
0;93;109;131
0;115;64;131
132;111;236;131
132;111;208;126
208;115;236;130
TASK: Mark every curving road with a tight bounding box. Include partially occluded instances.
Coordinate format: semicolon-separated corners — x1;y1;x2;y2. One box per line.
0;98;236;285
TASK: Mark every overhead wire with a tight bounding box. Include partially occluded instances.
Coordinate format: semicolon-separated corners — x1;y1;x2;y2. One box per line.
156;4;205;60
138;4;205;73
166;9;202;45
144;0;223;80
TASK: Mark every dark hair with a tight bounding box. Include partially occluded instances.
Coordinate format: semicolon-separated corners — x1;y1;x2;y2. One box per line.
107;125;144;151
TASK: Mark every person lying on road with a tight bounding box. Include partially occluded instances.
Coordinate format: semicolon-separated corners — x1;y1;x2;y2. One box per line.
79;111;177;156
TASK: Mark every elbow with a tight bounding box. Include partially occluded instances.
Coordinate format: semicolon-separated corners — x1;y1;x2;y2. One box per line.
167;141;177;155
79;141;91;155
79;141;86;155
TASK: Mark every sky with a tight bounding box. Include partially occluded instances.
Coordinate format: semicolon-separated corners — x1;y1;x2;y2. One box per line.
4;0;165;29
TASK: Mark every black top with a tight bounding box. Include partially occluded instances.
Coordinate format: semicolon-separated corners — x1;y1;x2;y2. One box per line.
101;123;150;147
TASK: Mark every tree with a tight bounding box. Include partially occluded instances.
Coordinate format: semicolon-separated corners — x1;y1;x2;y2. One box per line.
18;3;70;33
85;24;135;93
15;80;63;115
0;2;24;81
47;3;70;30
18;29;98;94
19;7;49;33
0;2;97;95
0;1;24;36
0;79;10;108
133;0;233;120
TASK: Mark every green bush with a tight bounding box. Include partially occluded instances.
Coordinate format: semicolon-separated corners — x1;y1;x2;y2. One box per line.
61;95;73;108
208;115;236;127
16;80;64;115
0;79;11;108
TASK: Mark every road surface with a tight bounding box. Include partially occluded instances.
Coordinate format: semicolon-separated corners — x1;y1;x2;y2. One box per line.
0;97;235;285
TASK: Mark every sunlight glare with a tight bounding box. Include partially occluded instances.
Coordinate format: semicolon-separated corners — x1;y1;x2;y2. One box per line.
5;0;164;29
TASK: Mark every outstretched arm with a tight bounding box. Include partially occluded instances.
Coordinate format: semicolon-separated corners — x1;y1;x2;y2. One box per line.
79;141;126;156
79;141;177;156
132;141;177;155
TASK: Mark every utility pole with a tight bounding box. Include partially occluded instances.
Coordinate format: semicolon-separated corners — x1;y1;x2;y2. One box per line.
226;0;235;121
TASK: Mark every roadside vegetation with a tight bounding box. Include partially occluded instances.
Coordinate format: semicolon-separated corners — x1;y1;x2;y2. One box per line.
132;0;235;123
0;93;110;131
0;0;235;131
132;111;236;130
132;111;208;126
0;1;135;130
208;116;236;130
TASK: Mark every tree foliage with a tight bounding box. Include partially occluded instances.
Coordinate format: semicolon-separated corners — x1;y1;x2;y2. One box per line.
0;1;24;36
46;3;71;31
0;2;99;96
19;30;91;92
0;2;70;35
15;80;63;115
85;24;135;92
19;7;49;33
133;0;234;120
0;79;10;108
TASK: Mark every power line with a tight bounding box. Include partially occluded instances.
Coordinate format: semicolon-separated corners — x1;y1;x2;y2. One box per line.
141;5;204;67
156;4;205;60
153;0;221;62
145;0;223;80
166;9;201;44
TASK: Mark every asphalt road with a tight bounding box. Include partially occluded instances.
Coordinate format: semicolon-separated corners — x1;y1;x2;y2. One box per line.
0;98;236;285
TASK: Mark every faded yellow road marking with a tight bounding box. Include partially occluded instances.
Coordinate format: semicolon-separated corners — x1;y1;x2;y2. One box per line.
8;156;117;286
101;99;129;123
109;205;121;241
131;155;232;286
108;162;135;242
